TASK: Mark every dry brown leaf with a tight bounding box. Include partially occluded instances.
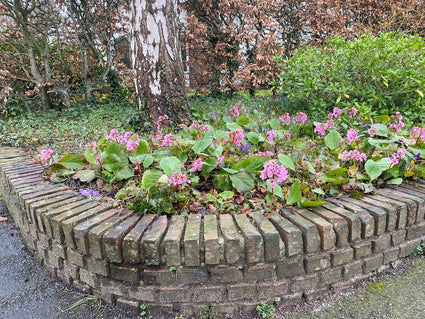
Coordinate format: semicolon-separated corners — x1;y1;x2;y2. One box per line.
0;217;8;222
208;204;217;214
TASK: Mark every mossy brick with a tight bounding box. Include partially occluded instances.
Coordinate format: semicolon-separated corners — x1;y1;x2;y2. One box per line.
38;199;90;236
158;287;190;303
408;221;425;241
244;264;274;282
276;256;305;279
127;286;158;303
86;257;109;276
249;211;284;261
88;210;135;259
360;196;397;232
176;268;208;284
103;214;142;263
37;232;51;251
67;248;86;267
367;194;408;229
234;214;264;264
219;214;240;264
20;185;70;212
295;208;336;251
79;268;98;287
399;238;422;258
62;204;112;249
122;214;156;264
268;211;302;256
337;197;388;235
258;281;288;299
331;247;354;266
99;277;128;297
73;209;120;254
47;250;63;269
327;199;374;239
290;273;319;293
305;254;331;273
53;243;67;259
203;215;221;265
8;168;44;179
372;234;392;253
377;189;418;226
353;241;372;260
161;215;185;266
143;268;175;285
110;264;140;283
319;267;343;286
141;215;168;265
17;183;63;198
192;286;226;303
281;209;320;253
343;260;363;279
183;214;202;266
210;266;242;284
386;186;425;222
309;206;349;247
383;247;400;264
227;283;257;301
391;229;407;246
50;202;99;243
10;177;44;192
363;254;383;273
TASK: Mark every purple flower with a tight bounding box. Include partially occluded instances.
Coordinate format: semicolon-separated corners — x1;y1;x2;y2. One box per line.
80;188;99;198
415;152;421;160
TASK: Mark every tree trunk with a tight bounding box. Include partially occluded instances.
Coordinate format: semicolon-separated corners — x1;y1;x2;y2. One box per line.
130;0;188;124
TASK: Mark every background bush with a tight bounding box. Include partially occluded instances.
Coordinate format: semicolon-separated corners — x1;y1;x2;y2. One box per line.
277;32;425;122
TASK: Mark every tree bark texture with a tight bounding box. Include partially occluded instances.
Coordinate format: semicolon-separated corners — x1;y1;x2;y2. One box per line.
130;0;188;124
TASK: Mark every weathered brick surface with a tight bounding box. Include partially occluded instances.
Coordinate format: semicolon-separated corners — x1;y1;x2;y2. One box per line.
227;284;257;301
290;274;319;293
183;214;202;266
67;248;85;267
234;214;264;264
395;185;425;221
158;287;191;304
86;257;109;276
305;254;331;273
372;234;392;253
319;267;342;286
161;215;185;266
363;254;384;273
244;264;274;282
281;209;320;253
143;268;175;285
258;281;288;299
309;206;349;247
377;189;418;226
203;215;221;265
368;194;408;229
399;239;422;258
353;241;372;260
141;215;168;265
360;196;397;232
331;247;354;266
127;286;158;303
343;260;363;279
249;211;284;261
176;268;208;284
391;229;407;246
210;266;242;284
268;212;302;256
110;264;140;283
383;247;400;264
79;268;98;287
192;286;226;303
220;214;241;264
276;256;305;279
406;221;425;241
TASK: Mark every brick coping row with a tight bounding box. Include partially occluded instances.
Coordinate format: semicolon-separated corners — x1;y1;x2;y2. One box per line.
0;146;425;316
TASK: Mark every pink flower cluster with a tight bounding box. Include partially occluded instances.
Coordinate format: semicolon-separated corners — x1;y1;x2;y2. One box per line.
190;158;203;172
346;129;359;143
341;149;367;162
389;112;405;132
346;107;358;118
230;101;247;117
293;112;307;126
105;129;141;152
314;121;335;136
260;160;288;189
328;107;342;120
368;125;378;137
256;151;274;157
226;129;245;146
40;149;53;161
389;148;406;165
217;156;224;165
157;115;171;131
266;130;277;143
167;171;191;187
189;121;210;134
279;113;291;125
410;127;425;145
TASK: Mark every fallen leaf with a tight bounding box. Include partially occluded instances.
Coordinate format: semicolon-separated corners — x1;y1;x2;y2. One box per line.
208;204;217;214
0;217;8;222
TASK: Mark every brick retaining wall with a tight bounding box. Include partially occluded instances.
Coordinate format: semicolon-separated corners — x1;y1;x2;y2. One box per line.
1;146;425;316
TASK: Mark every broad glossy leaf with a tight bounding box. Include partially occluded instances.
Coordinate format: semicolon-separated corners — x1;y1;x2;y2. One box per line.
229;171;255;192
193;138;213;154
142;169;163;189
302;200;329;207
233;156;267;171
287;179;301;205
137;139;149;154
160;157;181;176
325;131;341;150
116;166;134;181
59;153;86;170
278;154;295;171
101;154;121;172
105;142;121;156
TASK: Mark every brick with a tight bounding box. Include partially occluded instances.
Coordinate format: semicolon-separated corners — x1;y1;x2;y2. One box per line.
141;215;168;265
328;199;374;239
281;209;320;253
406;221;425;241
368;194;408;229
103;214;142;263
305;254;331;273
234;214;263;264
67;248;85;267
249;211;284;261
363;254;383;273
295;208;336;251
391;229;406;246
192;286;226;303
47;250;62;269
258;281;288;299
220;214;241;264
372;234;391;253
182;215;202;266
210;266;242;284
319;267;342;285
383;247;400;264
88;210;135;259
380;188;419;225
115;298;139;312
176;268;208;284
290;274;319;293
161;215;185;266
203;215;220;265
331;247;354;266
360;196;397;231
122;214;156;263
86;257;109;276
268;212;302;256
158;287;190;303
396;185;425;221
276;256;305;279
99;277;128;297
244;264;274;282
353;241;372;260
227;283;257;301
143;268;175;285
309;206;349;247
110;264;140;283
127;286;158;303
62;204;112;249
399;238;422;258
38;232;51;251
52;243;67;259
74;209;119;255
343;260;363;279
79;268;98;287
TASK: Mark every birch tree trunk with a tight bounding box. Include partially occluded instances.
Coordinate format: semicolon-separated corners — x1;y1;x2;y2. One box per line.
130;0;188;124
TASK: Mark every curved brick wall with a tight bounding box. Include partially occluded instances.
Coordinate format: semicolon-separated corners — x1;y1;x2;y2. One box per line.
1;146;425;315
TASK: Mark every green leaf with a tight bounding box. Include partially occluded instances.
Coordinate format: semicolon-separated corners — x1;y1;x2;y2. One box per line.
59;153;86;170
222;167;238;174
278;154;295;171
417;89;424;98
386;178;403;185
116;166;134;181
84;148;97;164
292;139;307;149
202;158;217;173
143;154;154;168
101;154;121;172
50;163;73;175
269;118;280;130
160;157;181;176
193;138;213;154
313;188;326;195
213;173;233;191
267;181;283;199
246;132;260;145
219;191;234;199
73;169;96;182
142;169;163;189
325;131;341;150
365;158;391;180
226;123;242;131
236;115;252;126
233;156;267;171
302;200;329;207
326;167;348;177
229;171;255;192
374;124;389;137
105;143;121;156
287;179;301;205
137;139;149;154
